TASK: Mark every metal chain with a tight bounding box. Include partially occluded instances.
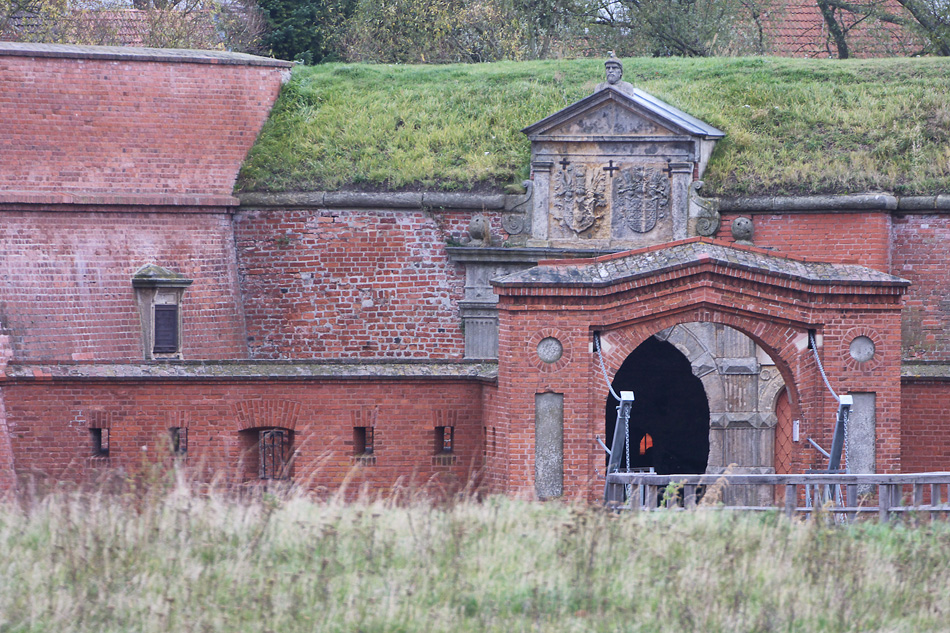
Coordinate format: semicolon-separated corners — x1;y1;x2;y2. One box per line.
843;407;850;474
625;406;631;473
594;333;621;401
810;331;850;475
809;331;840;403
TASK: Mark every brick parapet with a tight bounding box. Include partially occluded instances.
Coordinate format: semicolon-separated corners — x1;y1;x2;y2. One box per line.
1;45;287;196
0;42;294;67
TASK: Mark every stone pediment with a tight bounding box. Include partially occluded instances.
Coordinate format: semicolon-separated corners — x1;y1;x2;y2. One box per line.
523;87;724;141
522;86;725;251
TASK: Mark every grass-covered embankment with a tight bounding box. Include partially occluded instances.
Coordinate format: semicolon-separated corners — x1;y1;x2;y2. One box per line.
238;56;950;197
2;483;950;632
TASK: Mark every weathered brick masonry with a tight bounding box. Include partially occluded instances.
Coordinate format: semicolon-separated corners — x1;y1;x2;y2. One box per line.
3;43;950;498
0;209;248;361
2;369;489;495
233;206;470;360
0;44;287;196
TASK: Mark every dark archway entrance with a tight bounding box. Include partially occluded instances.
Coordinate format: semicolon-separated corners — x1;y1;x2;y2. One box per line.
605;336;710;475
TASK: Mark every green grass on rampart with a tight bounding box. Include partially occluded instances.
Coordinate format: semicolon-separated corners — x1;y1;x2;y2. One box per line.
237;56;950;197
2;480;950;632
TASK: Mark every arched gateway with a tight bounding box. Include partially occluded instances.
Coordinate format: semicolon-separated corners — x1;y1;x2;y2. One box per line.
471;68;908;500
486;239;907;500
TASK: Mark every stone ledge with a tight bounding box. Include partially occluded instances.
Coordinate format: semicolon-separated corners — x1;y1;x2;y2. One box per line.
902;362;950;380
241;191;950;215
238;191;509;210
447;246;606;263
494;238;911;290
719;194;898;213
0;42;293;67
3;360;498;382
0;192;239;209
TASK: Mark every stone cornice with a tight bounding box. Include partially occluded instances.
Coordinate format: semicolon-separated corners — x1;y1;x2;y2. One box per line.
901;362;950;380
238;191;509;210
493;237;910;293
239;191;950;214
2;360;498;383
720;194;950;213
0;192;239;211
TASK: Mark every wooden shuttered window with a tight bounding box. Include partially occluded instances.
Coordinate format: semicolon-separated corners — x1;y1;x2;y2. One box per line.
153;304;179;354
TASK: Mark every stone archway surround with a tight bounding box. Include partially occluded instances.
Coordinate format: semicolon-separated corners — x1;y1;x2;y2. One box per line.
489;238;907;499
654;322;786;476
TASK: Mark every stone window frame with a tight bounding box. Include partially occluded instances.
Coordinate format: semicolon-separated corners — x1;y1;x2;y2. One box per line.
132;264;193;360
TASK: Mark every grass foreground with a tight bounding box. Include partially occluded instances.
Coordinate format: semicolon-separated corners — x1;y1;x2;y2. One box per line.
237;56;950;197
2;480;950;632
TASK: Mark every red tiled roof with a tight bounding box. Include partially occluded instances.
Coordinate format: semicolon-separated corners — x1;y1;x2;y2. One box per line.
1;9;217;48
760;0;925;57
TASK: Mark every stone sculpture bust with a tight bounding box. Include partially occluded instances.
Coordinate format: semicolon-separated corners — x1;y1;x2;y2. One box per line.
595;53;636;97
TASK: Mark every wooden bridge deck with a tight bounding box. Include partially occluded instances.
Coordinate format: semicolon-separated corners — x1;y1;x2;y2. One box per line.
605;472;950;521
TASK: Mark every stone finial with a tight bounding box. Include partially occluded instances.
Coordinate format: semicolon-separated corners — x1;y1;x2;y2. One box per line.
731;216;754;246
464;214;491;246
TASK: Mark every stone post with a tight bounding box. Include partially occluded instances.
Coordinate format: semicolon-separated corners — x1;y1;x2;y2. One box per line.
669;162;693;241
528;161;553;245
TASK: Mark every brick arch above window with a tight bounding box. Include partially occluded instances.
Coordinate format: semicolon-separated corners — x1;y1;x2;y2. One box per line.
233;399;301;432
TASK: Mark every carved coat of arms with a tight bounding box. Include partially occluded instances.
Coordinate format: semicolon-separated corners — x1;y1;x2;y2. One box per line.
553;164;606;234
615;166;669;233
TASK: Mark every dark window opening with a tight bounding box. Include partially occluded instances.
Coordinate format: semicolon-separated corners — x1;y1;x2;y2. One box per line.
354;426;374;455
436;426;454;453
259;428;291;480
170;427;188;455
153;304;179;354
91;428;110;457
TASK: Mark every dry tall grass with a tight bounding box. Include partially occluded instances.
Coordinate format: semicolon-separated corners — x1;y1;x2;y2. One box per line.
1;474;949;632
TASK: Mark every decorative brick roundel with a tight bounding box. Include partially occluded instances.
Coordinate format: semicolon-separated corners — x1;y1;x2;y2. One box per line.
537;337;563;363
529;329;572;372
849;336;875;363
841;327;883;372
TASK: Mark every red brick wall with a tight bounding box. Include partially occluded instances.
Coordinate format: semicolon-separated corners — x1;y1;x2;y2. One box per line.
718;212;891;269
0;50;288;196
900;381;950;472
891;214;950;361
0;331;14;493
234;207;469;359
0;210;248;361
4;378;485;495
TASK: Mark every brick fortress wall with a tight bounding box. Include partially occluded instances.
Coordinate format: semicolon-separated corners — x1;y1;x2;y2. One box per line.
718;206;950;474
3;377;487;495
0;45;289;196
233;206;476;360
0;209;248;362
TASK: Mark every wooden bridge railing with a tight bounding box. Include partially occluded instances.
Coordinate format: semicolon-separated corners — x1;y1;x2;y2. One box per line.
604;472;950;521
